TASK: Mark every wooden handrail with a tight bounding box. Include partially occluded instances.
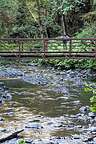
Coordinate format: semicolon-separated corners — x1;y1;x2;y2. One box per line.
0;37;95;59
0;38;96;41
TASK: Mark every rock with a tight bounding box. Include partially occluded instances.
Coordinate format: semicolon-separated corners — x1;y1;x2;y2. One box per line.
70;72;76;78
25;123;43;129
79;106;89;114
0;97;3;104
0;117;4;121
89;127;96;133
5;111;14;116
28;63;37;67
93;137;96;142
73;134;80;139
4;92;12;100
0;128;6;132
0;68;23;78
76;113;82;117
88;112;96;119
3;86;9;91
0;78;12;103
0;82;4;87
25;138;33;143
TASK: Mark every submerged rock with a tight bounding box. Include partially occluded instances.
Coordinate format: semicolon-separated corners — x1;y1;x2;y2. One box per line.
0;82;12;104
0;97;3;104
0;68;23;78
79;106;89;114
3;92;12;101
0;82;5;87
25;123;43;129
88;127;96;133
0;128;6;132
25;138;33;143
88;112;96;119
0;117;4;122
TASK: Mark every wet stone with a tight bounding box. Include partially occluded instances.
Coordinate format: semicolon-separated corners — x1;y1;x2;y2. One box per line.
0;82;12;103
73;134;80;139
25;123;43;129
25;138;33;143
89;127;96;133
0;82;4;87
0;117;4;121
28;63;38;67
0;68;23;78
0;97;3;104
79;106;89;114
5;111;14;116
0;128;6;132
3;86;9;91
88;112;96;119
3;92;12;101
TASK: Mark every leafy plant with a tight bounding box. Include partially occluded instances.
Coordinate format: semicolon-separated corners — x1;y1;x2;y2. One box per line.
17;139;26;144
84;83;96;112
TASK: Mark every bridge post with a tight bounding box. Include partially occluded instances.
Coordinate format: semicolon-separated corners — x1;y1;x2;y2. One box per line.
69;39;72;57
18;41;21;61
43;39;48;57
21;41;24;52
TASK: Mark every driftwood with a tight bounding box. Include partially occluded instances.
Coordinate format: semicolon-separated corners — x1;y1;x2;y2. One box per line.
0;129;24;143
84;134;96;142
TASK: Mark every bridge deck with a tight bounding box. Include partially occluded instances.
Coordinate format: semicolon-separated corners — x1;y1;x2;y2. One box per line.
0;52;95;58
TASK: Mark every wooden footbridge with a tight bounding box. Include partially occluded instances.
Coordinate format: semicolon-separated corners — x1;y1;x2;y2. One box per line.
0;38;96;59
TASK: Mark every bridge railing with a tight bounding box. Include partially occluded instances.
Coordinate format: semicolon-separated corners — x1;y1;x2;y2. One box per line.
0;38;96;58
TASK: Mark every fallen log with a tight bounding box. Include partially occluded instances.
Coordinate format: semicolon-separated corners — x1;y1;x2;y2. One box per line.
0;129;24;143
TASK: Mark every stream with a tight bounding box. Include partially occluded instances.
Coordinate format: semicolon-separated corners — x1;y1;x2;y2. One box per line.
0;64;96;144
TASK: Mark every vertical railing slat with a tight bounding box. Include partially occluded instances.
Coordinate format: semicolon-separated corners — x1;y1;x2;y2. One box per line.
69;39;72;57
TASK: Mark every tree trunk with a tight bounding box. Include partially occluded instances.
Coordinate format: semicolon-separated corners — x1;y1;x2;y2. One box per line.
61;14;66;35
90;0;96;10
36;0;44;38
44;9;48;38
92;0;96;10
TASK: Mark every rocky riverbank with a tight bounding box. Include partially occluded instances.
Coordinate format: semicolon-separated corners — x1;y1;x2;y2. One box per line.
0;82;12;104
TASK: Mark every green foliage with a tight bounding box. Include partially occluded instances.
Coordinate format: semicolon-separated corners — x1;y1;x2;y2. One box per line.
0;0;91;38
75;23;96;38
0;0;18;16
82;11;96;25
17;139;26;144
43;59;96;70
49;0;84;15
84;83;96;112
74;23;96;52
0;0;18;37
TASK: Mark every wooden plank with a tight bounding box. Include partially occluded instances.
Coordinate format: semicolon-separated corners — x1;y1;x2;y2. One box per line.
0;53;95;58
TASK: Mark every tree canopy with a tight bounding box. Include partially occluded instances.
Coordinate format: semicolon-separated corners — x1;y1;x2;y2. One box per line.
0;0;96;38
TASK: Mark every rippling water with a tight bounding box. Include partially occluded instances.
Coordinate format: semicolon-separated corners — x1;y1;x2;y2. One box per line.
0;65;96;144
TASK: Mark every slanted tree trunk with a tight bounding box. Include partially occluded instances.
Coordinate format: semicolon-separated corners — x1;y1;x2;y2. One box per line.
61;14;66;35
44;9;48;38
36;0;44;38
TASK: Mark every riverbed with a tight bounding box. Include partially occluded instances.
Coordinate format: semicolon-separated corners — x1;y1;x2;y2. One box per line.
0;64;96;144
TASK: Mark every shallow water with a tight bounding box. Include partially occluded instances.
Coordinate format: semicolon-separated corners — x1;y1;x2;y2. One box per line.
0;65;96;144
